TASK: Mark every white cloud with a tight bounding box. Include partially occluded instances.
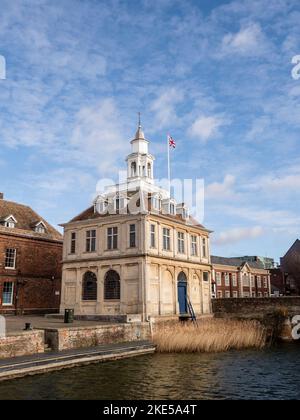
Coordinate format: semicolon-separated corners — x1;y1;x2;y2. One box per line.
221;23;267;56
70;98;128;174
245;116;271;142
206;175;236;199
150;87;184;129
188;115;226;142
213;226;264;246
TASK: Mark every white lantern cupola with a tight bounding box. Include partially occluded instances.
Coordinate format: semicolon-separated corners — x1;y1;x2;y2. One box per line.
126;116;155;184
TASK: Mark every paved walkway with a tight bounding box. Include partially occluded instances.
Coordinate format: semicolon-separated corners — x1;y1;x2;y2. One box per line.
5;315;111;334
0;341;155;381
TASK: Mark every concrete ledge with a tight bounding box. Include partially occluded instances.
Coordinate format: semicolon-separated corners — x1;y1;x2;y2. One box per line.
45;314;141;323
44;322;151;351
0;341;155;382
0;330;44;359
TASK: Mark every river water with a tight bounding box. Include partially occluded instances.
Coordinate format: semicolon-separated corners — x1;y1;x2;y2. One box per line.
0;343;299;400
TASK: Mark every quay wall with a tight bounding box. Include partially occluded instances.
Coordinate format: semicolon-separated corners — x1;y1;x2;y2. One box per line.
45;322;151;351
212;297;300;341
0;330;44;359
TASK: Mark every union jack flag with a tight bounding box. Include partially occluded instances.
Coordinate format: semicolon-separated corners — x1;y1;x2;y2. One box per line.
168;135;176;149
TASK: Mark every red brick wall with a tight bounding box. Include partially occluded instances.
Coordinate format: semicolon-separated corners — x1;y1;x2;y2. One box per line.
0;233;62;314
214;269;270;298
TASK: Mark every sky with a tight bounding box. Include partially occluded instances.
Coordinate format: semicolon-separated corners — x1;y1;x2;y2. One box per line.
0;0;300;262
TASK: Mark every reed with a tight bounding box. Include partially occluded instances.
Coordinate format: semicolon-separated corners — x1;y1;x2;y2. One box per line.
153;319;267;353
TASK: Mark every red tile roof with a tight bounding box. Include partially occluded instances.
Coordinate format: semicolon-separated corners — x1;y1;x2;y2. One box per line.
0;198;62;242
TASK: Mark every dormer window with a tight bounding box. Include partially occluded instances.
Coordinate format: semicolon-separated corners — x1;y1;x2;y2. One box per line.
95;196;108;214
151;195;161;211
34;221;47;234
162;199;176;215
2;215;17;228
176;204;189;220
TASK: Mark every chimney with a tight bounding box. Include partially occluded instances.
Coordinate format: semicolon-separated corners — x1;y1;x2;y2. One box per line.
0;193;3;199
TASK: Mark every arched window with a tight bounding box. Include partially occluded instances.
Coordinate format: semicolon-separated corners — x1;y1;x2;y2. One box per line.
147;163;151;178
131;162;136;177
82;271;97;301
104;270;120;300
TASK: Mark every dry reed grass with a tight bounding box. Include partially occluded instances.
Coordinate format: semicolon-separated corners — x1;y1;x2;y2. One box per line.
153;319;267;353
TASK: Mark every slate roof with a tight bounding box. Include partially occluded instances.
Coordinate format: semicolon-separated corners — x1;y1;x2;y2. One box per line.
67;206;207;230
211;255;265;270
0;198;62;242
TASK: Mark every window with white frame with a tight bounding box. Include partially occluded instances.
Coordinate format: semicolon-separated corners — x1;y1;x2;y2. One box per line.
232;273;237;287
150;224;156;248
191;235;198;256
217;291;223;298
107;227;118;250
225;273;230;287
129;224;136;248
263;277;268;289
151;196;160;211
264;292;269;297
233;291;238;298
251;275;255;288
5;218;16;228
243;274;250;287
86;230;96;252
257;276;262;288
170;203;175;215
216;272;222;286
2;282;14;305
35;223;46;234
5;248;16;269
177;232;185;254
70;232;76;254
163;228;171;251
202;237;207;258
258;292;262;297
225;291;231;298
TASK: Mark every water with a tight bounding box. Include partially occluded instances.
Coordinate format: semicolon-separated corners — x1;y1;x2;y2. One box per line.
0;344;299;400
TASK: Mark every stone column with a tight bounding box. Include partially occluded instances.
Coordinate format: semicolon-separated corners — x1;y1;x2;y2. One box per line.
74;268;82;314
158;265;162;315
96;265;103;314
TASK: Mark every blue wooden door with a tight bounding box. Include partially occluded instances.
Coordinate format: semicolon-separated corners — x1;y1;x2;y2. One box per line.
178;272;187;314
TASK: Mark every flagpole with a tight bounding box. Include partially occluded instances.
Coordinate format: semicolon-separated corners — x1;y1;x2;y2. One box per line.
167;134;171;198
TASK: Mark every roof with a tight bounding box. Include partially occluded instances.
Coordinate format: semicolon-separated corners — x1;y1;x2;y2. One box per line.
66;206;208;231
0;198;62;242
211;255;265;270
282;239;300;259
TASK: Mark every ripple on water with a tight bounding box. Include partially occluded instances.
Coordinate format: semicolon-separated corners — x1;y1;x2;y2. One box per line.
0;343;299;400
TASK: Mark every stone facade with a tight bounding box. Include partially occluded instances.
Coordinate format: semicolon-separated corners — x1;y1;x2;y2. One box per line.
0;196;63;314
60;123;212;321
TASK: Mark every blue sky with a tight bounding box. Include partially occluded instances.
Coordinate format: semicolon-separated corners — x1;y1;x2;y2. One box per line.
0;0;300;261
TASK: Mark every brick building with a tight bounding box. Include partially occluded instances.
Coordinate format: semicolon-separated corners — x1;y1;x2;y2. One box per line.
211;256;271;298
279;239;300;295
270;268;286;296
0;194;63;314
